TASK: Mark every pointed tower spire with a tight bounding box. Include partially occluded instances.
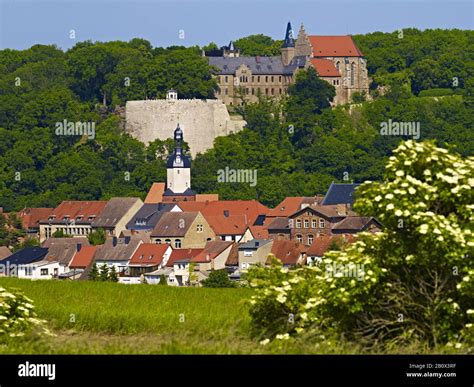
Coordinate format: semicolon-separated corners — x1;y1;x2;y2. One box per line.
282;22;295;48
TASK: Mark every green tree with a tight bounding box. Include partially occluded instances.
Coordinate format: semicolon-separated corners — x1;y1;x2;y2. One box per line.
99;264;109;281
109;265;119;282
52;229;66;238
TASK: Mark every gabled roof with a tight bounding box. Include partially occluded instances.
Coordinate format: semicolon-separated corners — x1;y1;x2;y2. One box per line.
17;208;53;230
92;198;142;228
190;241;233;263
321;183;361;205
308;35;364;57
2;247;48;266
94;235;147;262
166;248;203;267
332;217;382;232
42;201;107;224
69;246;98;269
268;240;304;265
43;237;90;266
310;58;340;77
151;212;199;237
145;183;165;204
0;246;11;260
128;243;170;266
267;197;319;218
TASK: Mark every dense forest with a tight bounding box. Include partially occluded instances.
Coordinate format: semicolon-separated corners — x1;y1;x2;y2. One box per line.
0;29;472;211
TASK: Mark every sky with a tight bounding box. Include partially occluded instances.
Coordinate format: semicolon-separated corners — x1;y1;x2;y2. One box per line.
0;0;472;50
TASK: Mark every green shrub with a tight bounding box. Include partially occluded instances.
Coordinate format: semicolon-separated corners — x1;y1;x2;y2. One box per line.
202;270;235;288
0;286;51;339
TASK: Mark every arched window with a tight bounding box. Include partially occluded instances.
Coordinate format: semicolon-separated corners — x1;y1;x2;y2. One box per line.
304;219;309;228
296;234;303;243
350;62;355;86
156;239;161;244
165;239;171;245
174;239;181;248
296;219;302;228
336;61;340;71
308;235;314;245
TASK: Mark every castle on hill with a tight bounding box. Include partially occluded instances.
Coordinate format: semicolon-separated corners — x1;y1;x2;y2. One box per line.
207;22;369;106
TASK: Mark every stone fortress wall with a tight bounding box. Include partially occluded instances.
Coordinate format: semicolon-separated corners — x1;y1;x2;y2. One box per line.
125;98;246;157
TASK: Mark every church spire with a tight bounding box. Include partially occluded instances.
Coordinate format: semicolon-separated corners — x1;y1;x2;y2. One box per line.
282;22;295;48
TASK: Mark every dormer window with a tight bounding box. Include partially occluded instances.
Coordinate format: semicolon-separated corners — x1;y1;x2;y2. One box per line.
148;255;153;260
88;216;95;221
139;254;144;260
48;216;56;221
76;216;83;221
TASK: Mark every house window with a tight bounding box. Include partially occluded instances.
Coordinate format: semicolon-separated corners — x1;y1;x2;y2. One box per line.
174;239;182;248
319;219;325;228
336;61;340;70
225;76;228;83
351;62;355;86
156;239;161;244
296;220;302;228
165;239;171;245
312;219;317;228
271;88;274;95
197;224;203;232
244;250;253;257
265;76;268;82
304;219;309;228
308;235;314;245
271;76;274;82
251;88;255;95
41;268;48;276
257;76;260;82
225;88;228;95
296;234;303;243
265;88;269;95
279;76;282;82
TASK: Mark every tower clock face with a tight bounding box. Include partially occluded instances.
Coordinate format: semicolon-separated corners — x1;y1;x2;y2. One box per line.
176;155;181;163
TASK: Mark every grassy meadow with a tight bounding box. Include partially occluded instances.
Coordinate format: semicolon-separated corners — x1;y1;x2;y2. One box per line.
0;278;461;354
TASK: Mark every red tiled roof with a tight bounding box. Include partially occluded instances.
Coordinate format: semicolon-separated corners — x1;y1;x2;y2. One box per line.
205;215;248;235
69;246;98;269
267;197;316;218
129;243;170;266
308;35;363;57
310;58;340;77
46;201;107;223
166;248;203;267
145;183;165;204
17;208;54;229
306;235;355;257
249;225;269;239
268;240;304;265
190;241;233;263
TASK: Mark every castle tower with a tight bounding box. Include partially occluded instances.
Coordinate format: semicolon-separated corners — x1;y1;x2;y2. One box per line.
222;41;240;57
163;124;195;202
281;22;296;66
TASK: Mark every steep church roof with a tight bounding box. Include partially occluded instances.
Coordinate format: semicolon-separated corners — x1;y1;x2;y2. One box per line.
308;35;364;57
282;21;295;48
166;124;191;168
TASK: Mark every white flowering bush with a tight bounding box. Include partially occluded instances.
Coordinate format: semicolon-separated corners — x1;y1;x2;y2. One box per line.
0;286;51;339
248;141;473;350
